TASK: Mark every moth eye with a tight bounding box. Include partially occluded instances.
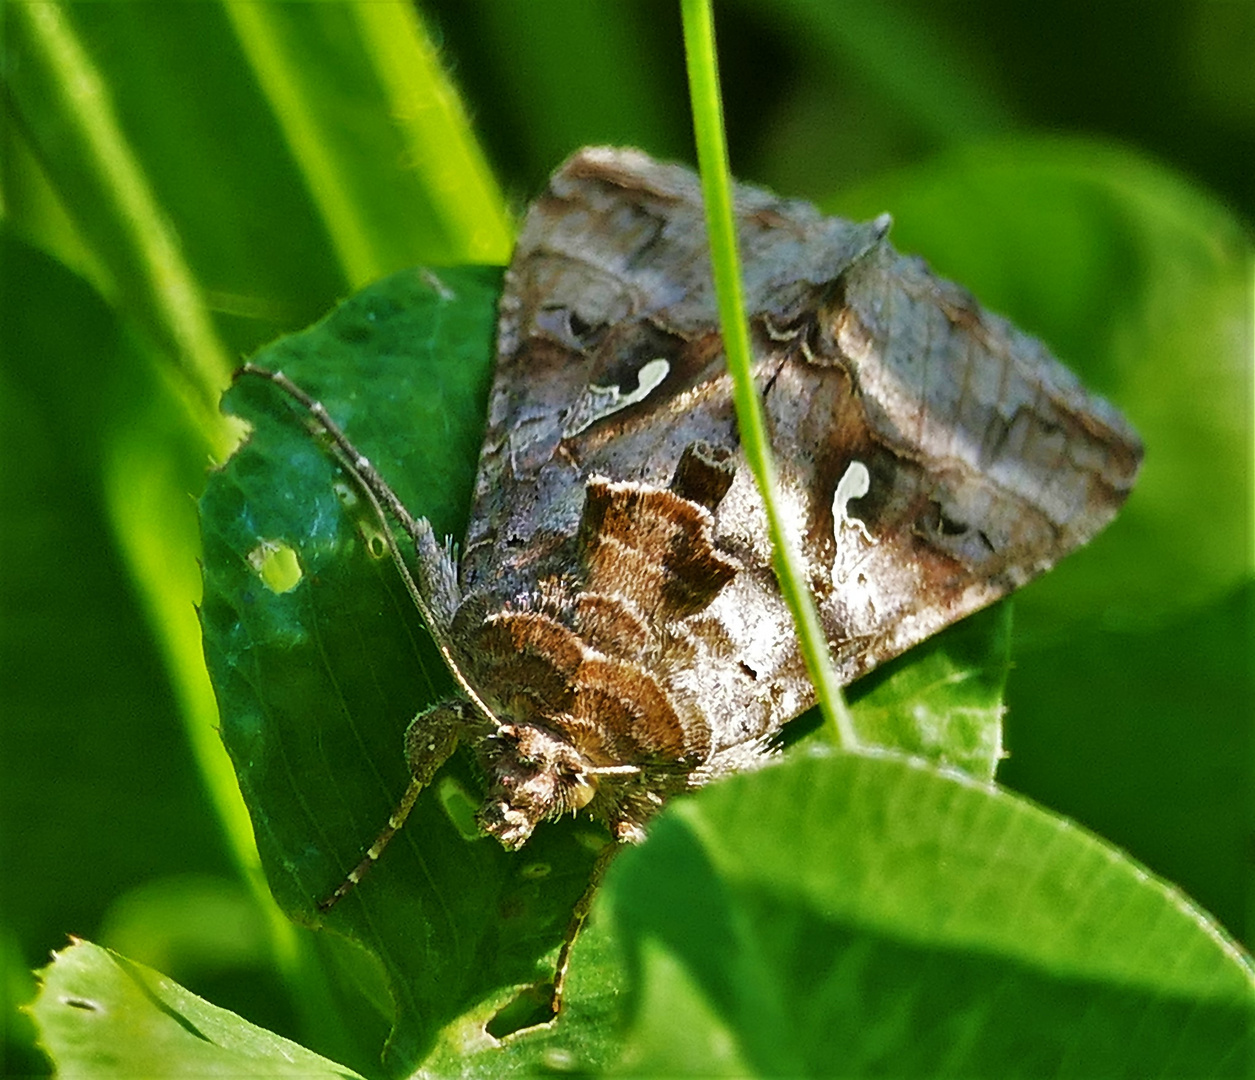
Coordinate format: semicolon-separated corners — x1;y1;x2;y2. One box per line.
568;775;598;810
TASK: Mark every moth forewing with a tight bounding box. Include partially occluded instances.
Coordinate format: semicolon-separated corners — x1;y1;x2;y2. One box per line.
231;147;1141;952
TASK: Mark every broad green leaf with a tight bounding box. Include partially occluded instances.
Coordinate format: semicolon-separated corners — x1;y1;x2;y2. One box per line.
459;753;1253;1077
780;599;1010;784
201;266;611;1072
29;940;363;1079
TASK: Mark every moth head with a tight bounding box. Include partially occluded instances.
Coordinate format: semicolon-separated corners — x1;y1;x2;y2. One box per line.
476;722;602;849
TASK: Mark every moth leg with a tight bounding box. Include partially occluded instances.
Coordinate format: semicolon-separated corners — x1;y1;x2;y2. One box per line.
319;701;466;910
550;839;619;1015
404;700;471;786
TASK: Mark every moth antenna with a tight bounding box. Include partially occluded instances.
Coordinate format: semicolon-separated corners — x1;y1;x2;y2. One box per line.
237;363;424;545
235;363;500;730
318;776;425;910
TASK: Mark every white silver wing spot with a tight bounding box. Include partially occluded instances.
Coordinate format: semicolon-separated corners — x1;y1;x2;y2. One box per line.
832;460;875;585
562;357;671;438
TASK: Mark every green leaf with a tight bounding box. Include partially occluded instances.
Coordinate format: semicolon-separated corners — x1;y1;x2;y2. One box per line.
29;940;363;1079
201;265;610;1071
777;598;1010;784
582;753;1253;1077
849;602;1010;781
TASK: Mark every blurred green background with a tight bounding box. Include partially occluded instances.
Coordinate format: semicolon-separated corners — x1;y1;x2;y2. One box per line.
2;1;1251;1075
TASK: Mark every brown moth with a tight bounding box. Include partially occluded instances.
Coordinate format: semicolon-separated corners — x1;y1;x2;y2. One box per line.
244;146;1142;903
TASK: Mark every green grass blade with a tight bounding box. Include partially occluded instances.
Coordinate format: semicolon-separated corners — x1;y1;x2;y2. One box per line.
12;1;235;442
224;2;513;283
349;3;512;265
679;0;857;750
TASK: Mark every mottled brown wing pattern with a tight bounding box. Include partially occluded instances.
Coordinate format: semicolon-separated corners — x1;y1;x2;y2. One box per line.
454;147;1142;831
248;146;1141;903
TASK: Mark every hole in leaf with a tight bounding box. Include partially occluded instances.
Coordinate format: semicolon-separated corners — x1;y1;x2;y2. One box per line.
332;479;359;510
62;996;99;1011
485;983;554;1039
437;776;482;840
247;541;302;593
519;861;552;880
354;518;390;560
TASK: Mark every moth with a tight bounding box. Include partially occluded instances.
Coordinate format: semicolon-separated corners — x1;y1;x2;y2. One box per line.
242;146;1142;906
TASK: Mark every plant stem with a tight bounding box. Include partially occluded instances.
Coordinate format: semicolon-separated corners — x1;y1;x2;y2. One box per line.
679;0;859;751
